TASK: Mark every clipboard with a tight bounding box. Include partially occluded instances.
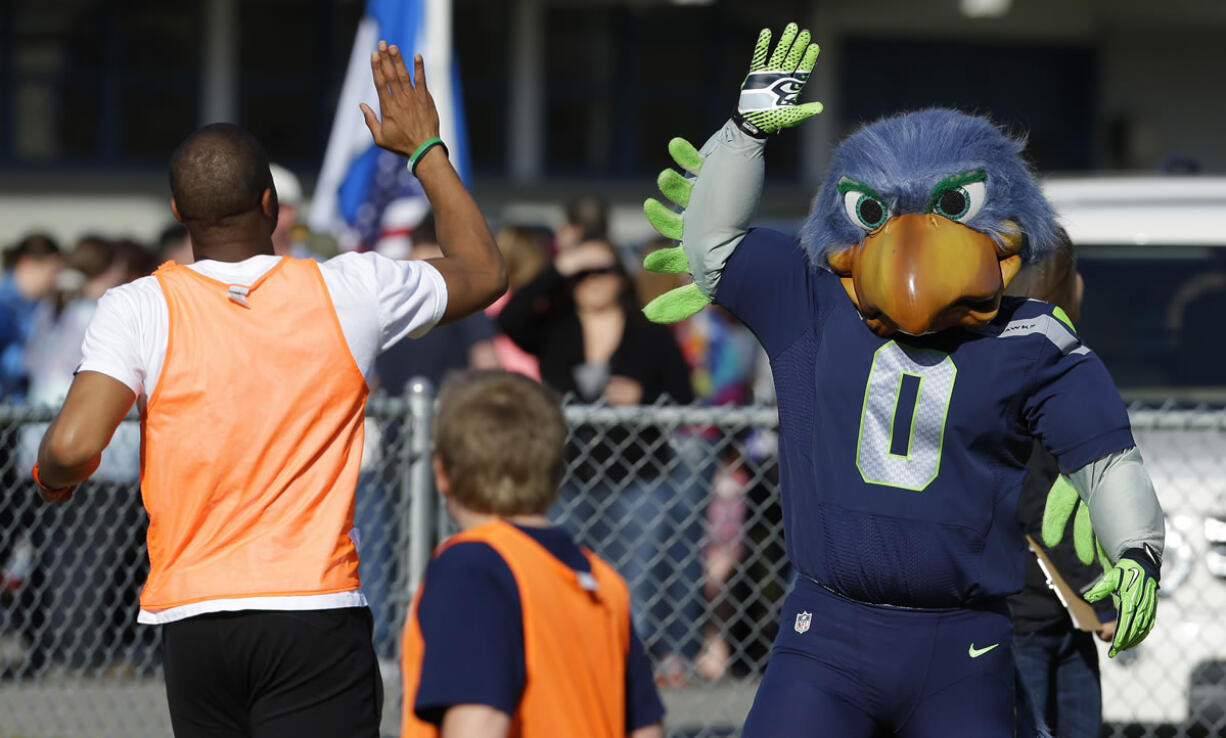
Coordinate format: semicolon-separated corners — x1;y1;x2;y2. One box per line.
1026;534;1103;632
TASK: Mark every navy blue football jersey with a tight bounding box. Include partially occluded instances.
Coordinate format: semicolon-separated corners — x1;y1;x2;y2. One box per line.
716;228;1135;607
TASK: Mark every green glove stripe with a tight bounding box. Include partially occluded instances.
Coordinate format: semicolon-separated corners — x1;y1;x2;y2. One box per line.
784;29;810;70
1123;589;1148;651
643;198;683;240
798;42;821;74
767;23;798;69
1110;589;1134;656
658;169;692;208
643;246;689;274
749;29;771;72
1133;580;1157;645
643;283;710;324
668;138;703;175
1138;581;1158;641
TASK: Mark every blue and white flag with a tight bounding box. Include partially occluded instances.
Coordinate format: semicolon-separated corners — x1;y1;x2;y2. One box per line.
309;0;469;251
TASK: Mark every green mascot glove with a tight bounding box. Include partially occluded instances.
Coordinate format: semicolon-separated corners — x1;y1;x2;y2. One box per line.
1041;466;1163;658
734;22;823;138
641;22;822;323
1084;551;1160;658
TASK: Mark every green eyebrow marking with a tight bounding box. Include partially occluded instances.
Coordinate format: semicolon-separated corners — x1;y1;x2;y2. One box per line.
837;176;885;201
926;169;987;211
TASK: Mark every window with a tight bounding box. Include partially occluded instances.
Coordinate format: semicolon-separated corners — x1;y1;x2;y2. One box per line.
454;0;510;176
237;0;363;168
541;4;804;178
1;0;202;165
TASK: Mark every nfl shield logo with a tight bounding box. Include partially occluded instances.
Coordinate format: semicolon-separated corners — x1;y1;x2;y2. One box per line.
794;611;813;634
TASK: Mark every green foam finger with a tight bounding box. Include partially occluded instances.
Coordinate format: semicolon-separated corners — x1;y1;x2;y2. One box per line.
749;28;771;72
668;137;703;175
1041;475;1079;548
768;22;798;70
643;246;689;274
1073;502;1094;566
784;29;810;71
643;198;683;240
798;42;821;75
658;169;692;208
643;283;710;324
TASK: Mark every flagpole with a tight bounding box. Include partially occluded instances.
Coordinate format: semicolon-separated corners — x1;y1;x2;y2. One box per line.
309;16;380;234
421;0;456;173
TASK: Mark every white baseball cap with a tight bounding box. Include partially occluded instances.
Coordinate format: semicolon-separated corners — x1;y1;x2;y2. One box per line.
269;163;302;208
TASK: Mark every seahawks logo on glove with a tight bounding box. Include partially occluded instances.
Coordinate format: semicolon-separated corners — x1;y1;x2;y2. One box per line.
739;72;809;112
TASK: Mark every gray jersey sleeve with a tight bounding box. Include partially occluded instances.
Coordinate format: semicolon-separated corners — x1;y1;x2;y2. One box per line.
684;119;767;297
1068;446;1166;565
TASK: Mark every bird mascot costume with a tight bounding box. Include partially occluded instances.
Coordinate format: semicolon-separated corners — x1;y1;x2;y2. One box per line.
643;23;1165;737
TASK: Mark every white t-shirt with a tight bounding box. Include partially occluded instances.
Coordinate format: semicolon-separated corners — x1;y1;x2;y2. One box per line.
81;251;448;397
78;251;449;624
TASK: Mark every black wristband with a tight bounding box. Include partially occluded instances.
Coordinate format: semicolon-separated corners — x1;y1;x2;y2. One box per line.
1121;546;1162;585
731;112;769;140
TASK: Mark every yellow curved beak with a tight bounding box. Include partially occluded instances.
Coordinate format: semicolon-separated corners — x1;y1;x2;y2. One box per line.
830;214;1022;336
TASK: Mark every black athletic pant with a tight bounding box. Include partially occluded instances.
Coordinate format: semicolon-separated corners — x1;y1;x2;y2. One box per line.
161;608;382;738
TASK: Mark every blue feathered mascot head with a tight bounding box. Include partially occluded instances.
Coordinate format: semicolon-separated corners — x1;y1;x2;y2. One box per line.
801;108;1062;337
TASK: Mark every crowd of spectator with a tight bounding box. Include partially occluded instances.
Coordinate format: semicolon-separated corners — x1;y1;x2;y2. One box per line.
0;185;782;689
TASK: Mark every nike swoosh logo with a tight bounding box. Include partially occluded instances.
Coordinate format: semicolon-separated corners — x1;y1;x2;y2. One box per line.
968;643;999;658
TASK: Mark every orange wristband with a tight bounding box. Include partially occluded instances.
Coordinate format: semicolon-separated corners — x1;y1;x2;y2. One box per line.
31;463;72;495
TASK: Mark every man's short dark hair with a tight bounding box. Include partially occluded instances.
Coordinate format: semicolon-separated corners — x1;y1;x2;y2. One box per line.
169;123;275;222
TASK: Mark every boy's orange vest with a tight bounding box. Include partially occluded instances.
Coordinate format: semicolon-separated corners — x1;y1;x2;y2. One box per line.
401;521;631;738
139;258;368;611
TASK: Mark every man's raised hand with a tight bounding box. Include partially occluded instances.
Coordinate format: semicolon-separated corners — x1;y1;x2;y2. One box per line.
360;41;441;160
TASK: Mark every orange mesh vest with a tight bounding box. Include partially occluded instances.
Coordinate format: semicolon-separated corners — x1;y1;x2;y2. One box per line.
139;258;368;611
401;521;631;738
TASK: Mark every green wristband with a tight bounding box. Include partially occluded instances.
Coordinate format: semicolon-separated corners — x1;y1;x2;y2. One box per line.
408;137;448;175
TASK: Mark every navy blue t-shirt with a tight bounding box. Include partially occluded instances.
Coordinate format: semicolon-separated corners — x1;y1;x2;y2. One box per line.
414;524;664;729
715;228;1135;607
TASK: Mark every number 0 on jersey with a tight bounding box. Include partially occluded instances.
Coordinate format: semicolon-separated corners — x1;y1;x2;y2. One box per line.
856;341;957;491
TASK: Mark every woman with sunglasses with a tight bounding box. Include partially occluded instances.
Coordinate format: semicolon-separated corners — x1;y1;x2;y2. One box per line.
497;238;697;681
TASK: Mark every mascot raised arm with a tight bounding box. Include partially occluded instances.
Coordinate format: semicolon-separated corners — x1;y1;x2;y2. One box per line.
644;23;1164;738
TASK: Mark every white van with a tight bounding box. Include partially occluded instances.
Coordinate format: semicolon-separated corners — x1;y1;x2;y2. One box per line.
1044;175;1226;731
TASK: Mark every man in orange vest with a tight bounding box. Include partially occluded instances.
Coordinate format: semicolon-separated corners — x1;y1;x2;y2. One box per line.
32;43;505;737
401;370;665;738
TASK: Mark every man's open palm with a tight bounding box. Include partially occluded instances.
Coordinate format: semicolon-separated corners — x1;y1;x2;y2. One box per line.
360;41;440;158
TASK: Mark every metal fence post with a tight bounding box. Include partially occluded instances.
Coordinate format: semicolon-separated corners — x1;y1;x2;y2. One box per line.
405;378;435;597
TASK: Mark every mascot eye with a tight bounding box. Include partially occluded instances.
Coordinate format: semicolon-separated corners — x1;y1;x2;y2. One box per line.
932;181;986;223
843;191;889;231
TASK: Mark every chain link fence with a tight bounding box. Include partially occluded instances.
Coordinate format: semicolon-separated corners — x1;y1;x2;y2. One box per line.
1;391;1224;737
